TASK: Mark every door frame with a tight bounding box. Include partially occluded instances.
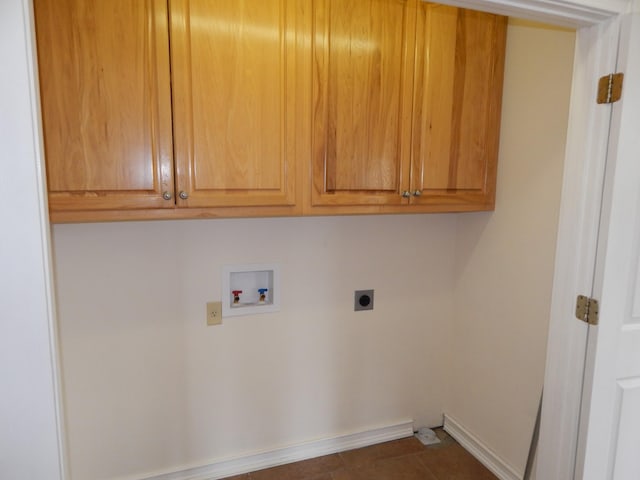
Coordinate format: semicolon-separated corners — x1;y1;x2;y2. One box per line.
534;16;622;479
574;11;640;479
10;0;631;478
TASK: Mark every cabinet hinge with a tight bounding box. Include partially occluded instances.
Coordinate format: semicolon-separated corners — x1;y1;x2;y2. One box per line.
597;73;624;104
576;295;599;326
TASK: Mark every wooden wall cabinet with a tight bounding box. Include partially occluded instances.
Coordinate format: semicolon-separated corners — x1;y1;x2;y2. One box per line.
34;0;175;215
310;0;417;208
35;0;305;222
308;1;507;214
169;0;304;211
410;4;507;210
35;0;506;223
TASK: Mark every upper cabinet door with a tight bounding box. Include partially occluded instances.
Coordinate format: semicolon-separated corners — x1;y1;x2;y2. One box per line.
411;4;507;208
34;0;175;214
311;0;417;206
170;0;303;208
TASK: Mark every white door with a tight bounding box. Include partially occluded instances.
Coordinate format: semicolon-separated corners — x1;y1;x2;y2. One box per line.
575;10;640;480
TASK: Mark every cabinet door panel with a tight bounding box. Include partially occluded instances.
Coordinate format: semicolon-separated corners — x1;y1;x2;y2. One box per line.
312;0;416;206
171;0;300;208
412;4;506;207
35;0;174;212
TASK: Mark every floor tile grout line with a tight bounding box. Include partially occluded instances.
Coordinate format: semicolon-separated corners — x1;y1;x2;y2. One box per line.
414;452;440;480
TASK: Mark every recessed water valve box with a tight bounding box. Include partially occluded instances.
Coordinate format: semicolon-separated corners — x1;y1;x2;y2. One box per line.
354;289;374;311
222;264;280;317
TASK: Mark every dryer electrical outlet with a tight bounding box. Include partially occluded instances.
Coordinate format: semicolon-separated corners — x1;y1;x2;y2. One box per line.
354;290;374;311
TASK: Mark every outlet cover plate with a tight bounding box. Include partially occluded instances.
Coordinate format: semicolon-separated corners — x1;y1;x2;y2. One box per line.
207;301;223;326
354;290;374;311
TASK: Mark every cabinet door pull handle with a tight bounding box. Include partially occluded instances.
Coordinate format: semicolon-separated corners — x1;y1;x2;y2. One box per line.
401;191;411;198
162;191;172;201
179;191;189;200
413;190;422;197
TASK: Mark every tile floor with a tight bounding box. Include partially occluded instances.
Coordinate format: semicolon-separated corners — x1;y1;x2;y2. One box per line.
222;428;498;480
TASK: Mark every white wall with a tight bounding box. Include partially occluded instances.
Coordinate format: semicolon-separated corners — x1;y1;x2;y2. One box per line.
447;19;576;474
52;215;457;479
0;0;64;478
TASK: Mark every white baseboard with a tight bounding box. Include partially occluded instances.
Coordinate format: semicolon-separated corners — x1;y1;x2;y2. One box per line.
443;414;522;480
136;420;414;480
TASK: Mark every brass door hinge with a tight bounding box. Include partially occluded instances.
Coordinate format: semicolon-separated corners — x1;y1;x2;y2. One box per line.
597;73;624;104
576;295;599;325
